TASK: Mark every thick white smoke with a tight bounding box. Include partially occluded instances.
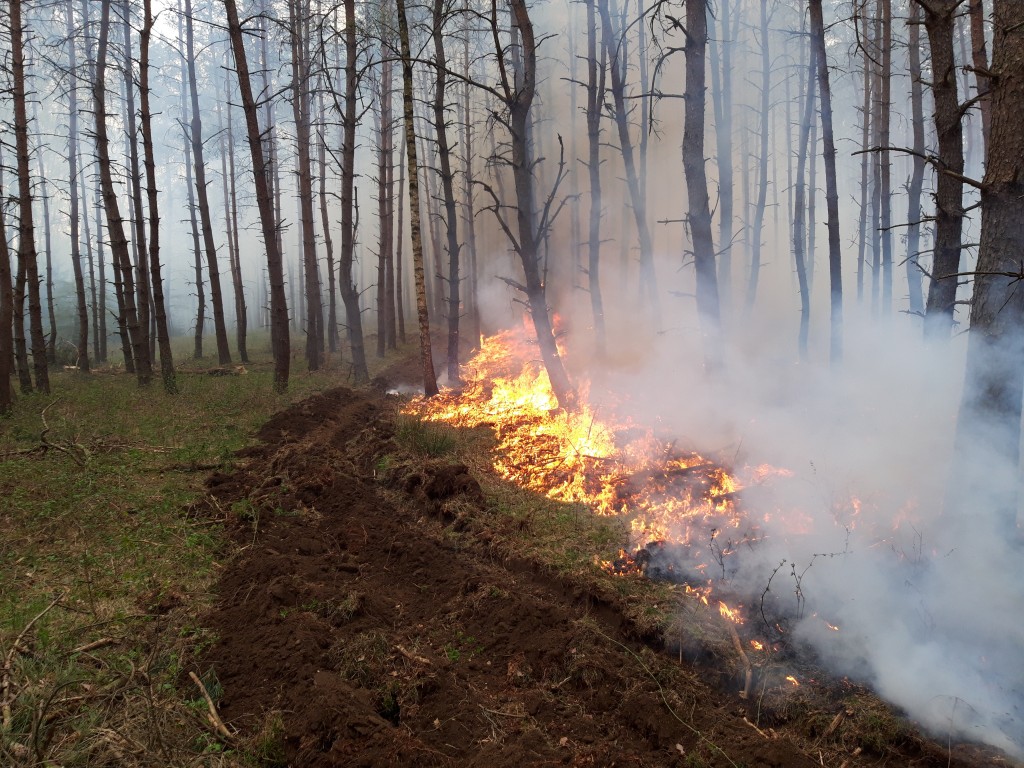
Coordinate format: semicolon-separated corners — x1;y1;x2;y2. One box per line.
569;297;1024;758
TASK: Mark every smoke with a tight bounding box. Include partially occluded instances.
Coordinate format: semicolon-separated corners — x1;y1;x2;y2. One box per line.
567;293;1024;758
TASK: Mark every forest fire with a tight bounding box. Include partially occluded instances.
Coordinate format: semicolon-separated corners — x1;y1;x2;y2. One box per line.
407;326;776;595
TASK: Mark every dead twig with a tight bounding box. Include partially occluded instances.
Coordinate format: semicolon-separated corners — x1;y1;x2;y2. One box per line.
2;592;66;729
68;637;118;655
395;645;432;666
187;671;234;742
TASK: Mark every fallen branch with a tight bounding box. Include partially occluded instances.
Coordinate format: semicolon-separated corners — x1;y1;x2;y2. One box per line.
395;645;432;666
2;592;65;729
188;671;234;742
726;622;753;700
68;637;118;655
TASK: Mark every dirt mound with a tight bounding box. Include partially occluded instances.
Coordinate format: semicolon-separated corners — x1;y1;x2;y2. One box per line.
197;387;994;767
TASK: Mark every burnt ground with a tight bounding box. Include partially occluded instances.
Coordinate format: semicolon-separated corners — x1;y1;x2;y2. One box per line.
197;376;1011;767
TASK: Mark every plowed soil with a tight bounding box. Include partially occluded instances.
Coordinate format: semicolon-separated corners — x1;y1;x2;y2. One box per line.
197;381;1004;767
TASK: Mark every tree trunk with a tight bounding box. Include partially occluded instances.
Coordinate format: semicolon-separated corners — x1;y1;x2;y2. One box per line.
122;0;154;369
318;88;338;355
0;188;14;411
905;2;926;318
340;0;369;382
65;0;89;372
856;0;870;304
585;0;607;357
744;0;771;314
95;0;148;383
950;0;1024;532
9;0;49;393
919;0;964;340
185;0;231;365
792;35;816;360
809;0;843;365
878;0;893;314
223;0;290;391
430;0;463;384
33;115;57;364
288;0;323;369
683;0;721;371
139;0;175;391
967;0;990;149
218;53;248;365
396;128;408;345
459;8;480;349
599;0;660;331
397;0;439;396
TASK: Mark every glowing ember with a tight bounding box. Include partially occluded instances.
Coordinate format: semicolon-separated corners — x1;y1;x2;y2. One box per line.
750;640;764;651
785;675;800;687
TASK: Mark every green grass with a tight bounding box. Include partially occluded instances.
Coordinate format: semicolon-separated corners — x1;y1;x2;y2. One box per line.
0;334;414;767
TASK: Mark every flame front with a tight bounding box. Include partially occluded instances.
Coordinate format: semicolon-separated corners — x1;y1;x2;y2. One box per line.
408;328;765;568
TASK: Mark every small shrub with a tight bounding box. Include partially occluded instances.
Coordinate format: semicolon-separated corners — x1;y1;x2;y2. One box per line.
394;415;457;457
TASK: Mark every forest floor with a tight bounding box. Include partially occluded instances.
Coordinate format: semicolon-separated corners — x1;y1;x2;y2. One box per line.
1;344;1016;767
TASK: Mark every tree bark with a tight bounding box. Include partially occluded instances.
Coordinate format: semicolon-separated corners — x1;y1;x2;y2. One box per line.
0;187;13;411
65;0;89;372
919;0;964;340
397;0;439;396
339;0;369;382
140;0;175;391
585;0;607;357
683;0;721;371
951;0;1024;532
9;0;49;393
184;0;231;365
744;0;771;314
809;0;843;366
430;0;463;384
905;2;926;318
95;0;148;383
223;0;290;391
288;0;324;369
793;35;816;361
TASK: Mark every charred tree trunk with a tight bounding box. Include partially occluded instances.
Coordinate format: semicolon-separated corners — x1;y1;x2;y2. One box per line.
459;11;480;348
66;0;89;372
397;0;439;396
950;2;1024;532
9;0;49;393
340;0;368;382
185;0;231;365
223;0;290;391
682;0;721;371
810;0;843;365
919;0;964;340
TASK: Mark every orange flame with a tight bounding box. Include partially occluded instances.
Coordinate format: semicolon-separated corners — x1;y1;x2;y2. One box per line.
785;675;800;687
718;601;744;624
